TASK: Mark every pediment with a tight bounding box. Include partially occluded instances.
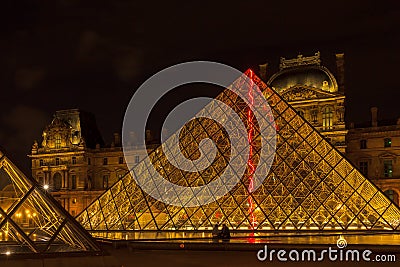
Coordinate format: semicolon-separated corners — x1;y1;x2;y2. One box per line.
379;152;397;159
280;85;337;101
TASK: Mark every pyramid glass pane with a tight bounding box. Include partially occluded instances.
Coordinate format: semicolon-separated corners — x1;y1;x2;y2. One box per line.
0;151;100;254
77;70;400;238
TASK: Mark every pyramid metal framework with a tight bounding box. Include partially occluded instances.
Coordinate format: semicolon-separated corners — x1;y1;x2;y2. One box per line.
77;70;400;236
0;151;100;254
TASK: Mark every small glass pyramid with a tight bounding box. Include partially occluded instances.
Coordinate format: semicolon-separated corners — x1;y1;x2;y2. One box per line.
0;151;100;254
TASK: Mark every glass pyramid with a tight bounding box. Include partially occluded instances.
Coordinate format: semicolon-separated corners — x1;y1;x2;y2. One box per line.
77;70;400;236
0;151;100;254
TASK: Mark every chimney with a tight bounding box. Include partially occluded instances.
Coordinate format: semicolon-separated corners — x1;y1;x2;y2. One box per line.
259;63;268;81
335;53;345;93
113;133;121;146
371;107;378;127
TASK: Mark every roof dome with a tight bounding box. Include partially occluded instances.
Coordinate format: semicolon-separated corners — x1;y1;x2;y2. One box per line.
268;65;338;93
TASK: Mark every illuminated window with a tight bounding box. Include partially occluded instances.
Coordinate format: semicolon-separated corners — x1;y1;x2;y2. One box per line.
360;140;367;149
119;157;124;164
135;155;140;163
72;157;77;164
311;109;318;123
103;158;108;165
384;138;392;148
55;134;62;149
322;106;333;130
384;160;393;178
118;174;124;179
359;161;368;176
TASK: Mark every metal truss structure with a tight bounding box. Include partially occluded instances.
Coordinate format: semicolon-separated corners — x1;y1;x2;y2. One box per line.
0;151;100;254
77;70;400;237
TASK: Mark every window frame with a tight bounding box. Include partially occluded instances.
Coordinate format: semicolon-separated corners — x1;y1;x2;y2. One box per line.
384;138;392;148
360;139;367;149
383;160;393;178
322;106;333;130
55;134;62;149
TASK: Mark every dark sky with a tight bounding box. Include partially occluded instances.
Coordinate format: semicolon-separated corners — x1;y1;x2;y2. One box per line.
1;0;399;173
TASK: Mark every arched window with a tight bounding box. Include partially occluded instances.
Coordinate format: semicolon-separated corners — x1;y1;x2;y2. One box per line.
384;190;399;205
55;134;62;149
53;173;62;191
322;106;333;130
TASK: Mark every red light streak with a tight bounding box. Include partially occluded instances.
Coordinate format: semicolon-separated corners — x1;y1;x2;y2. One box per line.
247;70;256;229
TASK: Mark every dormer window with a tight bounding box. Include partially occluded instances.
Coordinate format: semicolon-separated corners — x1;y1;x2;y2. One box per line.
55;134;61;149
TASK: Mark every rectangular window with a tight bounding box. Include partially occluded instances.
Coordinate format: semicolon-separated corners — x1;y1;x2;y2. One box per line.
135;155;140;164
88;158;91;165
55;158;60;165
72;157;77;164
71;175;77;189
322;107;333;130
359;161;368;177
39;159;44;166
103;158;108;165
119;156;124;164
360;140;367;149
384;138;392;148
55;135;62;149
311;110;318;123
384;160;393;178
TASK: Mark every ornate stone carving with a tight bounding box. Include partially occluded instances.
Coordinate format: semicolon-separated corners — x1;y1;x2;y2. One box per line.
280;51;321;70
282;87;318;101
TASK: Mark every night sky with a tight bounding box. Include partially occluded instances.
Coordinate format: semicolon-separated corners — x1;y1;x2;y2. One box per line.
1;0;399;173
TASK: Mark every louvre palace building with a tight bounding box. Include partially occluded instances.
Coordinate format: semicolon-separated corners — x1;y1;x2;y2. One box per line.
4;52;393;238
0;52;400;259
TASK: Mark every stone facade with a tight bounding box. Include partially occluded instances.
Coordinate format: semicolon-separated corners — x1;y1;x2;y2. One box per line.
264;52;347;153
346;108;400;204
29;109;147;216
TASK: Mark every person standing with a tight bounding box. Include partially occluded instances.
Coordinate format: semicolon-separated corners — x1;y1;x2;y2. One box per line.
212;223;220;238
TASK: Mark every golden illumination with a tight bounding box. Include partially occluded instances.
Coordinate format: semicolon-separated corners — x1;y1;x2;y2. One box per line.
77;70;400;236
0;153;100;253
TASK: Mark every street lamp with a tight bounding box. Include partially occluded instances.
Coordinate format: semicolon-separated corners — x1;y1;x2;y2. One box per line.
43;184;49;190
